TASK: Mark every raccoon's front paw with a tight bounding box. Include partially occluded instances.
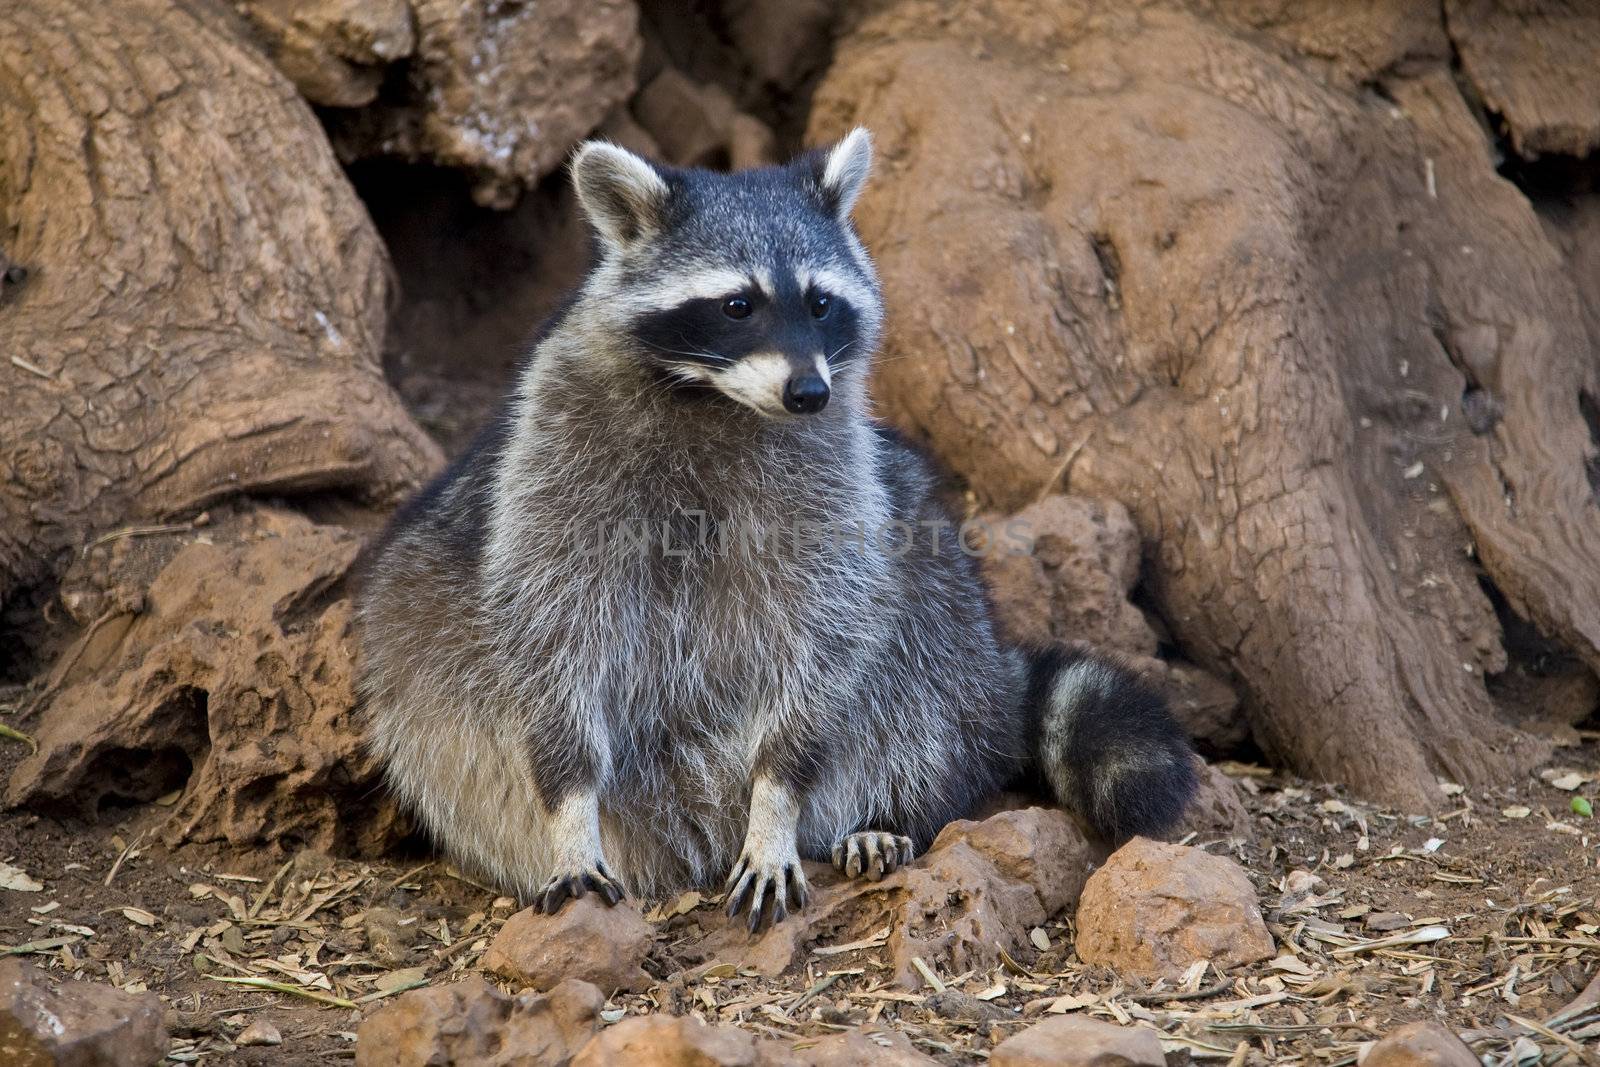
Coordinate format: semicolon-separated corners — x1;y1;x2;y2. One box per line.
723;851;809;933
832;832;915;881
535;860;625;914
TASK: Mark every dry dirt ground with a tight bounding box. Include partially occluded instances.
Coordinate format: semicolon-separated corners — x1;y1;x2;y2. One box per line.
2;736;1596;1066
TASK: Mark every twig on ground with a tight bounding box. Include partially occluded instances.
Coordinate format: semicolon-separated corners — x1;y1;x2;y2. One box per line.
206;975;358;1009
1129;977;1235;1004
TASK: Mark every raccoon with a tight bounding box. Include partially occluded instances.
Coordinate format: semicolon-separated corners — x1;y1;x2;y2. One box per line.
359;129;1197;929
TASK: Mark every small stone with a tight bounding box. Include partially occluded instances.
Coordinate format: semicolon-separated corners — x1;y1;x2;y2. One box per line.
1172;758;1255;840
1362;1021;1479;1067
355;975;603;1067
0;958;168;1067
569;1014;798;1066
800;1028;940;1065
363;907;415;966
992;1016;1165;1067
235;1019;281;1047
1075;837;1274;981
483;897;653;993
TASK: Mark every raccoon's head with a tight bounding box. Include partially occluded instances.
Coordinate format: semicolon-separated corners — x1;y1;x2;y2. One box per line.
569;129;882;419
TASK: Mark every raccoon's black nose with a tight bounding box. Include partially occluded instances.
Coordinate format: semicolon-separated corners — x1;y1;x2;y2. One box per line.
782;375;830;415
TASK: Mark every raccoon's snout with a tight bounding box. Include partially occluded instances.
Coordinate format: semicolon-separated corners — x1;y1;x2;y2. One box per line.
782;374;830;415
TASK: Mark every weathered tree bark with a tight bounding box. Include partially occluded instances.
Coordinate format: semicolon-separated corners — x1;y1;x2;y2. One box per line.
1445;0;1600;158
0;0;439;616
298;0;643;206
811;0;1600;810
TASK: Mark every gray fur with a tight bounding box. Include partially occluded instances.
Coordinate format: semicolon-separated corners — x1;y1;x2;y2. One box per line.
359;132;1193;910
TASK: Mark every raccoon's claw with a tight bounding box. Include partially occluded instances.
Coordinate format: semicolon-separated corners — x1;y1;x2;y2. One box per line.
535;860;625;914
723;855;809;933
832;832;915;881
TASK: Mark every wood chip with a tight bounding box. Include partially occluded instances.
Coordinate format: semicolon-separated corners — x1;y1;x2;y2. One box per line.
812;926;890;957
910;957;946;993
1331;925;1450;956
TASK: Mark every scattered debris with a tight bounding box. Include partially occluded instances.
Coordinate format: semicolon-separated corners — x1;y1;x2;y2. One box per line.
1;758;1596;1064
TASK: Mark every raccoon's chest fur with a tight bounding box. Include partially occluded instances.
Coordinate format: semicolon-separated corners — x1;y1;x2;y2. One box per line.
482;395;891;817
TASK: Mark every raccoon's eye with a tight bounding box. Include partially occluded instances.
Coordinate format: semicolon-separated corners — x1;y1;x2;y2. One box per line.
722;296;753;320
809;294;832;320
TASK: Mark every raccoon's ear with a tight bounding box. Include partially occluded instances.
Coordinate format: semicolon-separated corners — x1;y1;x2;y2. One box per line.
571;141;671;250
815;127;873;218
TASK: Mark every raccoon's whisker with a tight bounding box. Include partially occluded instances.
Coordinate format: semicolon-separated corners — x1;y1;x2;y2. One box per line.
642;339;733;365
824;341;856;366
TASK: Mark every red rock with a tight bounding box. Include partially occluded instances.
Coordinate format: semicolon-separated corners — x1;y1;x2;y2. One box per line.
355;975;602;1067
1362;1021;1479;1067
8;510;407;856
570;1014;801;1067
0;959;167;1067
1172;759;1255;842
1142;660;1249;755
798;1029;940;1066
991;1016;1165;1067
980;495;1157;656
483;897;654;994
935;806;1101;916
1075;838;1274;981
631;68;777;171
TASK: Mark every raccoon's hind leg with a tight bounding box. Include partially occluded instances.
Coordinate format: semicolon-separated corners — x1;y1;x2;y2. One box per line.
832;831;915;881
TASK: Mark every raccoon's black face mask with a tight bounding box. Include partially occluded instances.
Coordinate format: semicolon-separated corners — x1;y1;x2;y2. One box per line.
569;129;884;419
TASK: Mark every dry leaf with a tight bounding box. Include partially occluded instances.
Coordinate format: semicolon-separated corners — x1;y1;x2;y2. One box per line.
645;890;704;923
121;907;159;927
0;863;43;893
1048;992;1097;1013
1029;927;1051;951
1269;955;1316;976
